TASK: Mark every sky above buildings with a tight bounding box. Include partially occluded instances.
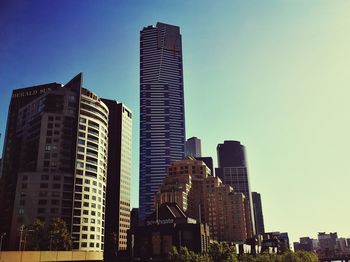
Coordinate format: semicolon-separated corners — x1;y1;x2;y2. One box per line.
1;0;350;244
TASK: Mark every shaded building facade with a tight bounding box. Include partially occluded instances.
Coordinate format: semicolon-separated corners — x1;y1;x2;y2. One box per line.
102;99;132;260
252;192;265;235
185;137;202;157
139;22;186;222
130;203;210;260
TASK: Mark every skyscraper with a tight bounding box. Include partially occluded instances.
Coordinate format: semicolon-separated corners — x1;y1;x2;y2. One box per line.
216;140;255;234
252;192;265;235
0;74;131;253
102;99;132;258
185;137;202;157
139;22;186;221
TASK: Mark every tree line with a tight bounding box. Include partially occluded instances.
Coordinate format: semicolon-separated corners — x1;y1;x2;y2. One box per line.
21;218;71;251
168;243;318;262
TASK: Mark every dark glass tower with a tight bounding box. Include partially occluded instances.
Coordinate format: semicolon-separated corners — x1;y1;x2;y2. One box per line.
252;192;265;235
215;140;255;234
139;22;186;221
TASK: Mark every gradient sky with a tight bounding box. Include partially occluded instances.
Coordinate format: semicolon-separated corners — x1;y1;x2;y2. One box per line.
1;0;350;245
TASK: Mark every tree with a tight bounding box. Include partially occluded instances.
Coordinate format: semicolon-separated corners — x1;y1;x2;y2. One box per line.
208;242;238;262
26;219;47;250
168;246;210;262
47;218;71;251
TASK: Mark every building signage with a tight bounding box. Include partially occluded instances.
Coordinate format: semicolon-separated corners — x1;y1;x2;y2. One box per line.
12;87;52;99
146;219;174;226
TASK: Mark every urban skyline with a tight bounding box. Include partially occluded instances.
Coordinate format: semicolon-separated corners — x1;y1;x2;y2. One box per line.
1;0;350;245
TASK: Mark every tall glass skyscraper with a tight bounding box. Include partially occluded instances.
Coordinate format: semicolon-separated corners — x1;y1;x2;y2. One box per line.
139;22;186;221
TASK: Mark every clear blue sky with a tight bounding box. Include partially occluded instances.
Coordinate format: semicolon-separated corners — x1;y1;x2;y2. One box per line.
1;0;350;245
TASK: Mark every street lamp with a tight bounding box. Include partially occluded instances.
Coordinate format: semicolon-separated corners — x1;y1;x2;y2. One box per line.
19;225;25;251
23;229;34;251
0;233;6;251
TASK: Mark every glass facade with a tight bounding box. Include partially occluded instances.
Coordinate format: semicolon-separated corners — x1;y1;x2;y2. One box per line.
139;22;186;221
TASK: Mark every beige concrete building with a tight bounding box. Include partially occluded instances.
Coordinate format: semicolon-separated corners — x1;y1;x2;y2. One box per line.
155;157;253;243
2;74;132;256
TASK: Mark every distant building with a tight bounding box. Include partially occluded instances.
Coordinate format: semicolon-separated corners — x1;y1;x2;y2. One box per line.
318;232;338;256
262;232;290;252
294;237;314;252
185;137;202;157
252;192;265;235
130;203;210;260
155;157;253;242
139;22;186;222
216;140;255;234
195;156;214;176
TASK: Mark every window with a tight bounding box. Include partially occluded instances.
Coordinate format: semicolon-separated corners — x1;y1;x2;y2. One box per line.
37;208;45;214
52;191;60;197
40;183;48;189
38;199;47;205
51;199;59;205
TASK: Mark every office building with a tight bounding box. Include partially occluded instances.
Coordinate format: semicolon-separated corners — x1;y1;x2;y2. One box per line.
252;192;265;235
185;137;202;157
0;74;131;253
216;140;255;234
139;22;186;221
155;157;253;242
0;81;62;250
195;156;214;176
130;203;210;260
102;99;132;259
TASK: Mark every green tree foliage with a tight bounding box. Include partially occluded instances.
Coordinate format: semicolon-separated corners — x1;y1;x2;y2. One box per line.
208;242;238;262
168;243;237;262
168;245;318;262
239;251;318;262
168;246;210;262
26;219;47;250
25;218;71;251
47;218;71;251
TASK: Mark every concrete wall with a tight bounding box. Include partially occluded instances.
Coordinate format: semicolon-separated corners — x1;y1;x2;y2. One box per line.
0;251;103;262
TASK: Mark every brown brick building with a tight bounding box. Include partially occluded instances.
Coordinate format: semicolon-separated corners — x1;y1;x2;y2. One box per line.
155;157;253;243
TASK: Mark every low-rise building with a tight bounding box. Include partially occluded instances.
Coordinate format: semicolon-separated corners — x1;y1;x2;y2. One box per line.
129;203;210;261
